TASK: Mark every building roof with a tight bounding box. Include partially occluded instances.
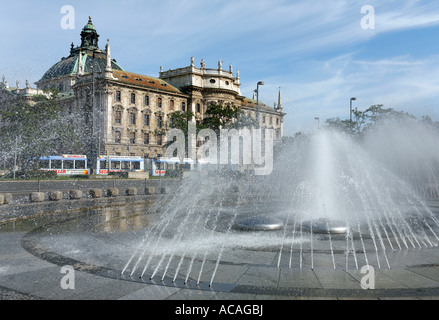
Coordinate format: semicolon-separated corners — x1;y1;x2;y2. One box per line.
112;70;183;94
241;97;271;110
38;52;124;82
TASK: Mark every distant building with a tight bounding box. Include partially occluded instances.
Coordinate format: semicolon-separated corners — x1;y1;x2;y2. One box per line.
1;17;285;160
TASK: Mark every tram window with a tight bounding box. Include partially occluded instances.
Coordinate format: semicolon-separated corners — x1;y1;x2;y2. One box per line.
39;160;50;168
75;161;86;169
64;161;74;169
132;162;140;170
111;162;120;170
52;160;62;168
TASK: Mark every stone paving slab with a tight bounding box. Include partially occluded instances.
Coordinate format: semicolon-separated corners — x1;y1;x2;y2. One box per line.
311;268;361;289
407;266;439;283
235;266;280;287
375;268;439;289
345;268;407;289
278;268;321;288
118;284;182;300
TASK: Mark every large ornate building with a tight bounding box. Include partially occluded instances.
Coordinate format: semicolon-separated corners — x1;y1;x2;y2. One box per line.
1;18;285;160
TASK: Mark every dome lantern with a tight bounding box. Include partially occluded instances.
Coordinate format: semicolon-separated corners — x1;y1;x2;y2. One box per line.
80;17;99;50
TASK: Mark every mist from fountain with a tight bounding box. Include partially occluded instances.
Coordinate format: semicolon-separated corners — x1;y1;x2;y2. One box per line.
121;119;439;285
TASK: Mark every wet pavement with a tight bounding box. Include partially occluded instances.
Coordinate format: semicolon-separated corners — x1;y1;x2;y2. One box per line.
1;201;439;302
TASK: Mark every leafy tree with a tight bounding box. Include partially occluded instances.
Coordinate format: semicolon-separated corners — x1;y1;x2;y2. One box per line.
200;104;241;133
229;111;260;130
165;110;195;155
324;104;418;137
166;104;260;159
169;110;194;135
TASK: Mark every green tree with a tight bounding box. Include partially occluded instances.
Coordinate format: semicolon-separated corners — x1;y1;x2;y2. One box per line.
166;104;260;159
169;110;194;135
166;110;195;155
200;104;241;134
325;104;417;136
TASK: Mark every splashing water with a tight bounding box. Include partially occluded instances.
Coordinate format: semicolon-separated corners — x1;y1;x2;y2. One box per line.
121;121;439;286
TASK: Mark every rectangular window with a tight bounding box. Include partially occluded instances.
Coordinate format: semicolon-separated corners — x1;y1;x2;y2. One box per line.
115;110;121;123
131;93;136;104
144;114;150;126
197;103;201;113
156;135;162;146
263;115;266;124
130;112;136;125
115;91;121;102
157;98;162;108
144;133;149;145
130;132;136;144
145;95;149;106
157;115;162;128
181;102;186;111
115;131;121;143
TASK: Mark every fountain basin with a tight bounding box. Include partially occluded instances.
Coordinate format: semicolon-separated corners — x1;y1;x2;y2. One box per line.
302;218;349;234
234;216;284;231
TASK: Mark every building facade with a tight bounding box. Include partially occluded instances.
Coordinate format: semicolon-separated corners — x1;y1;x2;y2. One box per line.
1;18;285;161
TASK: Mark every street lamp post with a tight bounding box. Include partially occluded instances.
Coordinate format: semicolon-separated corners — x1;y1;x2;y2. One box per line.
350;97;357;122
314;117;320;128
256;81;264;106
256;81;264;124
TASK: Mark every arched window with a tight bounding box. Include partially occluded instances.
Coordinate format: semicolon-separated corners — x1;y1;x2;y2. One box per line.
170;99;174;110
157;97;162;108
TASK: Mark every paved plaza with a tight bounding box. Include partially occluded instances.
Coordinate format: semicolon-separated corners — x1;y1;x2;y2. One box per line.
1;199;439;302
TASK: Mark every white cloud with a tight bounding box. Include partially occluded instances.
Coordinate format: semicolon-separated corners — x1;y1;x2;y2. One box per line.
276;53;439;135
375;0;439;32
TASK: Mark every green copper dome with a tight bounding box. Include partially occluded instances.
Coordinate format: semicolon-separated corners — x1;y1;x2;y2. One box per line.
37;18;124;82
38;52;124;81
82;17;96;33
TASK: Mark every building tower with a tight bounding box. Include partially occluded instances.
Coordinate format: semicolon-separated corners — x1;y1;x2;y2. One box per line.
80;17;99;50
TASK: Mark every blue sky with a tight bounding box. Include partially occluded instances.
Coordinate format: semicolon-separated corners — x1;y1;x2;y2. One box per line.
1;0;438;136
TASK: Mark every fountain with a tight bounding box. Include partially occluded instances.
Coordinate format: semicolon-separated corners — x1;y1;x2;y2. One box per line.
11;117;439;296
113;119;439;285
